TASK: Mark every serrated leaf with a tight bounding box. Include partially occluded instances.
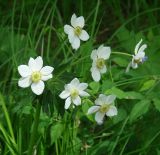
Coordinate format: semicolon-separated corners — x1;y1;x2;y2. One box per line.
140;80;156;92
50;123;63;145
129;100;150;122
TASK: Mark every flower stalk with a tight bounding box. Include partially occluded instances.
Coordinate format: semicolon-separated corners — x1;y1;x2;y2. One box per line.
112;51;132;57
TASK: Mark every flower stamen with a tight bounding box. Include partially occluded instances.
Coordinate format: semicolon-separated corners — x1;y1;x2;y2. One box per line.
96;58;105;69
99;104;110;113
31;71;41;83
134;58;141;64
71;89;79;99
74;26;82;36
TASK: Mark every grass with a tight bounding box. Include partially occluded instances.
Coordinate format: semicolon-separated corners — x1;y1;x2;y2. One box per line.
0;0;160;154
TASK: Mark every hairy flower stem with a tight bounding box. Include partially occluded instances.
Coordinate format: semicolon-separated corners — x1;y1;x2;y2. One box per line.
112;51;132;57
27;100;41;155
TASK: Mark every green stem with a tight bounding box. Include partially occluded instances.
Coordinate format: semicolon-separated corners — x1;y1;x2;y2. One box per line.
110;117;129;155
27;101;41;155
112;51;132;57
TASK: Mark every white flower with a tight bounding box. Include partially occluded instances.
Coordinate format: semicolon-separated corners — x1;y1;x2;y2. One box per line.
64;13;89;50
87;94;117;125
126;39;147;72
59;78;89;109
90;45;111;82
18;56;54;95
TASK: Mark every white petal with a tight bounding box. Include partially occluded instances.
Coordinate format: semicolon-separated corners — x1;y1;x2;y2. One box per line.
138;44;147;54
79;30;89;41
78;83;88;91
35;56;43;71
64;25;74;35
105;95;116;104
68;32;75;43
71;14;84;28
91;50;98;60
64;84;72;92
106;106;118;117
71;36;80;50
59;90;70;99
138;44;147;53
99;65;107;74
95;112;105;125
18;65;31;77
40;66;54;75
41;74;53;81
136;51;145;59
134;39;143;54
75;16;85;28
28;58;36;70
28;57;43;71
79;91;90;97
31;81;45;95
98;45;111;60
87;106;100;114
65;97;71;109
70;78;80;86
71;13;77;28
72;96;81;106
95;94;109;106
91;66;101;82
18;77;31;88
95;97;103;106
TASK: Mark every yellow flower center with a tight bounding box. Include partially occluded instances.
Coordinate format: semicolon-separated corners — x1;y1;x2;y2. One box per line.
31;71;41;83
134;58;141;64
96;58;105;69
99;104;110;113
71;89;79;98
74;26;82;36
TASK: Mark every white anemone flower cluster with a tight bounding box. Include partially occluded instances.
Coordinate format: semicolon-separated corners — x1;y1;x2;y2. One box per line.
59;78;89;109
18;56;54;95
64;13;89;50
87;94;117;125
90;45;111;82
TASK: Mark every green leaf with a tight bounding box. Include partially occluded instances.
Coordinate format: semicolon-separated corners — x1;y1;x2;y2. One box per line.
82;99;94;122
153;98;160;112
113;108;127;124
147;29;154;41
112;57;128;67
50;123;63;145
102;80;115;92
124;91;144;99
140;79;156;92
129;100;150;122
157;149;160;155
21;106;33;115
89;82;100;93
105;87;126;99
